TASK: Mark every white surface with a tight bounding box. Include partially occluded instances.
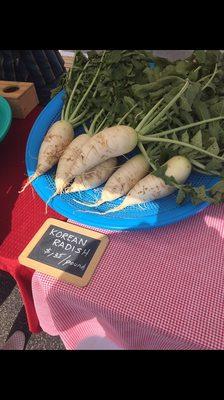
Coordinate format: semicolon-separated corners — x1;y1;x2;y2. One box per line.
152;50;194;61
59;50;195;61
76;336;123;350
59;50;76;57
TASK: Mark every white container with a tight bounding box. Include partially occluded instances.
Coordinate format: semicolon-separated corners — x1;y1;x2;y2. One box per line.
152;50;194;61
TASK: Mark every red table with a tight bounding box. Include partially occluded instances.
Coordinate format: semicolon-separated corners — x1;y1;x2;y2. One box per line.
0;107;66;333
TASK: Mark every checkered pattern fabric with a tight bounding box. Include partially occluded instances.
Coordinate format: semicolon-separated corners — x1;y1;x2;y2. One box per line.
32;204;224;350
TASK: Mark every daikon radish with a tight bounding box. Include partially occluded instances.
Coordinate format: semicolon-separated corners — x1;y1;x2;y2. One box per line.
68;125;138;179
75;154;150;207
65;158;117;193
55;134;90;194
96;156;192;214
19;121;74;192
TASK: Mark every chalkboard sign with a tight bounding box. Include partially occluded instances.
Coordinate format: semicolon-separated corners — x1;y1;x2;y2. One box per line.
19;218;109;287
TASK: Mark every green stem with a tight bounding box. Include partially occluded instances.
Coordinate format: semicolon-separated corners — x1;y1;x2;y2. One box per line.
159;75;186;82
146;112;175;134
118;104;138;125
135;110;144;120
122;51;139;57
190;159;222;176
138;135;224;161
64;60;90;122
138;76;186;91
198;67;220;84
198;73;213;83
93;86;98;98
140;80;190;135
147;143;161;156
138;142;157;170
151;116;224;137
189;158;221;176
194;65;202;73
61;103;66;120
190;159;207;170
202;63;218;91
70;109;88;125
89;108;105;136
83;123;90;134
136;97;164;132
193;166;221;176
68;50;106;123
95;112;110;134
72;112;95;129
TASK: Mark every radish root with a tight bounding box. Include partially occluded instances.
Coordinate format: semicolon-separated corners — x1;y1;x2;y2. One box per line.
18;173;39;193
74;204;125;215
73;198;104;207
45;192;58;214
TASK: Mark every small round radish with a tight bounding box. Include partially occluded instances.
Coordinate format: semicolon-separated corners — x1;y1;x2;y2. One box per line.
55;134;90;194
68;125;138;179
65;158;117;193
19;120;74;192
98;156;192;214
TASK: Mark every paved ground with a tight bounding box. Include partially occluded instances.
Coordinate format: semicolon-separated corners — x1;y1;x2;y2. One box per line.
0;271;65;350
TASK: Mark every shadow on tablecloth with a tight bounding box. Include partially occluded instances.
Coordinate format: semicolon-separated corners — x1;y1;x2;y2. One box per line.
76;335;122;350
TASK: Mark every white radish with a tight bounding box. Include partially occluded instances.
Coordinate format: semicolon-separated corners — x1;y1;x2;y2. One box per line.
97;156;192;214
75;154;150;207
55;134;90;194
65;158;117;193
19;120;74;192
68;125;138;179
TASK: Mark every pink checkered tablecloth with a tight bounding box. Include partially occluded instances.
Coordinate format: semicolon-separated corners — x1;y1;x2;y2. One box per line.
32;204;224;350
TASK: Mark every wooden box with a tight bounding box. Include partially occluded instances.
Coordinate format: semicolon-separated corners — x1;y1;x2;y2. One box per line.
0;80;39;119
63;55;75;71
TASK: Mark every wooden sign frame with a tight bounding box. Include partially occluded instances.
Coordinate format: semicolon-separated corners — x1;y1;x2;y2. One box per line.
18;218;109;287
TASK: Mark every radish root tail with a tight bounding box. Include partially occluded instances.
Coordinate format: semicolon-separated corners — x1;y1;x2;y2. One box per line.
45;192;58;214
75;204;125;215
18;173;39;193
99;205;125;214
73;198;104;207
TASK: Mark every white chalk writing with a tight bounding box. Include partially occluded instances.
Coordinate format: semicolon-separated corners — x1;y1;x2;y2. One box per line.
42;249;87;271
44;248;53;254
49;228;88;246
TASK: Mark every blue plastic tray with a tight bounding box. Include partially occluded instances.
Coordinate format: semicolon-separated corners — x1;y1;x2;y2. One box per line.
25;91;219;231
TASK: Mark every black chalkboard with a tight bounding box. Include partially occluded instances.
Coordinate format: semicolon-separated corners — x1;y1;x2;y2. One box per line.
28;225;101;278
19;218;109;286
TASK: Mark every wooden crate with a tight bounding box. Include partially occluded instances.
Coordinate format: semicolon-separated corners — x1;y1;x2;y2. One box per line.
0;80;39;119
62;55;75;71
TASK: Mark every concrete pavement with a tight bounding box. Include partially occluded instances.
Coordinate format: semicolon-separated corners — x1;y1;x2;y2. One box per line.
0;271;65;350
